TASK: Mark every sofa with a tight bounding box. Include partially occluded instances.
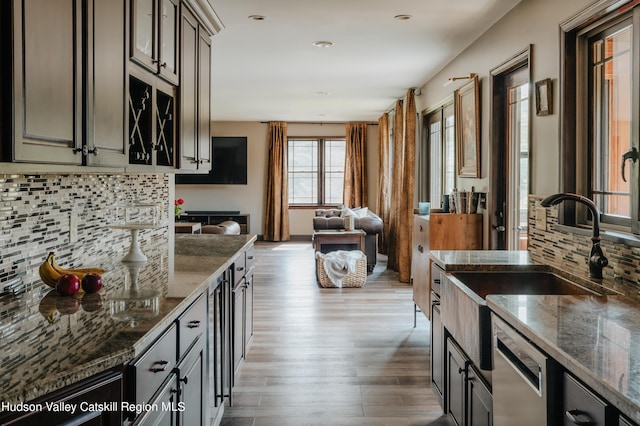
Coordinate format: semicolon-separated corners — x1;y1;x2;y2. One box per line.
313;208;383;272
202;220;241;235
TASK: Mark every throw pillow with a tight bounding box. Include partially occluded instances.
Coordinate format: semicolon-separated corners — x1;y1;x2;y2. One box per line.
341;207;357;218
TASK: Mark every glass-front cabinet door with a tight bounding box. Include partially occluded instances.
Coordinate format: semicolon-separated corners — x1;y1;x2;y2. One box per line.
131;0;179;85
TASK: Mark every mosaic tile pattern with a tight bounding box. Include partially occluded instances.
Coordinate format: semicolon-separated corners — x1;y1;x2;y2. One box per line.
528;195;640;285
0;174;169;298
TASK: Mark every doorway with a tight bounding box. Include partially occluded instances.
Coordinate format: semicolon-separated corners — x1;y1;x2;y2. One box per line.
490;48;531;250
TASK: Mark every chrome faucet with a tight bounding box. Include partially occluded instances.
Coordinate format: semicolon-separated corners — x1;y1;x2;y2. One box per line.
540;193;609;279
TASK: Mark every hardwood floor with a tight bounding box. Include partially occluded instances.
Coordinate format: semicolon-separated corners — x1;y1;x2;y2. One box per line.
220;241;447;426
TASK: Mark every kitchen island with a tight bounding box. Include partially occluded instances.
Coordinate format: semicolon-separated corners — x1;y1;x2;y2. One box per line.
430;249;640;425
0;233;255;424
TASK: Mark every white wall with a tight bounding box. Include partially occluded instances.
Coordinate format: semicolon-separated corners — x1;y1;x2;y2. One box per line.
176;121;379;237
417;0;593;196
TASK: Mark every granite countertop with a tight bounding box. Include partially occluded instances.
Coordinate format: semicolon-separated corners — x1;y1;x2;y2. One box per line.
432;249;640;422
0;233;255;405
488;294;640;423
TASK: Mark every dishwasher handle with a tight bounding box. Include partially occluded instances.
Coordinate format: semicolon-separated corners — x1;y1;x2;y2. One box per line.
494;316;547;397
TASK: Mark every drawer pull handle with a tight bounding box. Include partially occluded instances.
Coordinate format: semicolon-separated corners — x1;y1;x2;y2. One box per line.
247;256;254;260
180;376;189;385
150;360;169;373
237;266;244;272
418;245;423;253
565;409;594;425
187;320;201;328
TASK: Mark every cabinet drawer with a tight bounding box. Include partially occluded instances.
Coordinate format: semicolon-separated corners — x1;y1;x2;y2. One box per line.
233;253;247;286
431;263;442;295
130;323;177;406
563;373;609;426
245;246;255;272
178;294;206;360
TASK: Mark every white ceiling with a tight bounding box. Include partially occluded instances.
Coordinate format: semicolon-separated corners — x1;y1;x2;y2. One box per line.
210;0;522;122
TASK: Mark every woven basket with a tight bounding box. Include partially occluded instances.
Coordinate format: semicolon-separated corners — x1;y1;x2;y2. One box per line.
316;251;367;288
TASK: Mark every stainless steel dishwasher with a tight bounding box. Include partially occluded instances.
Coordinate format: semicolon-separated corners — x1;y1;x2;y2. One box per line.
492;314;558;425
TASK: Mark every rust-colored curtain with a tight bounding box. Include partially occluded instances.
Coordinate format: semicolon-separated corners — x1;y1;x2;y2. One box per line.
264;122;290;241
343;122;367;208
398;90;416;282
377;113;390;254
387;100;404;271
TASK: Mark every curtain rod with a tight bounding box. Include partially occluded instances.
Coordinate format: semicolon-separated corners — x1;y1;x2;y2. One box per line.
259;121;378;125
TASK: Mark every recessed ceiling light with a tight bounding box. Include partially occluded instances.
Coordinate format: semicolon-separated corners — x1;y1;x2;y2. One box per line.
248;15;266;21
394;14;412;20
312;40;334;48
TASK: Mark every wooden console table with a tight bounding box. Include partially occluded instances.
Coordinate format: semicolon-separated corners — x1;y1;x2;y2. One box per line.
312;229;366;254
174;222;202;234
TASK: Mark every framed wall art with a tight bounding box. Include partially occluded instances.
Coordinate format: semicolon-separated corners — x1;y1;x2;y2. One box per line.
535;78;552;116
455;75;480;178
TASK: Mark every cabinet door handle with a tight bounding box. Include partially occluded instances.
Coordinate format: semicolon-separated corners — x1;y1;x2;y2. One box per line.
187;320;201;329
565;409;594;425
180;376;188;385
418;245;423;253
237;266;244;272
247;256;254;260
150;360;169;373
419;225;423;232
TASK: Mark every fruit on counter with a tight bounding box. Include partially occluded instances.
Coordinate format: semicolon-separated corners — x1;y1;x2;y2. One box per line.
38;252;106;288
56;274;81;296
81;272;103;293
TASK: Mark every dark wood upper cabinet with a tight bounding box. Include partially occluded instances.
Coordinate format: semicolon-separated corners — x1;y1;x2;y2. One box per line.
131;0;180;85
179;4;212;172
9;0;82;164
3;0;126;167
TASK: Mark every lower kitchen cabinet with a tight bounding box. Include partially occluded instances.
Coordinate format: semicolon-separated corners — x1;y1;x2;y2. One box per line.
446;337;492;426
0;369;123;425
447;338;468;426
177;335;206;426
562;372;614;426
431;290;445;409
466;366;492;426
134;375;180;426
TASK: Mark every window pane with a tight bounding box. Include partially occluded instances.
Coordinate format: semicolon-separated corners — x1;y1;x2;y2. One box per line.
287;138;345;205
324;140;345;204
288;140;318;204
430;122;442;205
591;24;632;219
444;114;456;195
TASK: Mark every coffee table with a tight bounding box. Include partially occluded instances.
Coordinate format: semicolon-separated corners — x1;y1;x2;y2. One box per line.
312;229;366;254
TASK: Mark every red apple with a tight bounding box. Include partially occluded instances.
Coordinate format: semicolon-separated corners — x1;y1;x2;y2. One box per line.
81;272;104;293
56;274;80;296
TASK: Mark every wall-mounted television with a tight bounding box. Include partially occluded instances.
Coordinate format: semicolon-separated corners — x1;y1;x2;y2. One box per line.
176;137;247;185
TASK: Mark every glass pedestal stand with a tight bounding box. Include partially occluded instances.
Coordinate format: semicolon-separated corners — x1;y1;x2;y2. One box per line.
109;224;159;262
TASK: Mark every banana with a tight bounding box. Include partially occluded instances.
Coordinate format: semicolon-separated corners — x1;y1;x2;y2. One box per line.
38;252;106;288
39;253;64;287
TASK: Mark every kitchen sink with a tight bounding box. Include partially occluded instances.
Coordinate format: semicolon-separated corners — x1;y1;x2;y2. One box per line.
451;271;600;299
442;270;604;371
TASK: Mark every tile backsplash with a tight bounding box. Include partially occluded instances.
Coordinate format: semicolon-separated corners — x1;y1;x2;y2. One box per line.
0;174;169;296
528;195;640;285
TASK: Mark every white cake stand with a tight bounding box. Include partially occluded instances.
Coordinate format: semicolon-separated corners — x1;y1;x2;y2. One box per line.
109;224;159;262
